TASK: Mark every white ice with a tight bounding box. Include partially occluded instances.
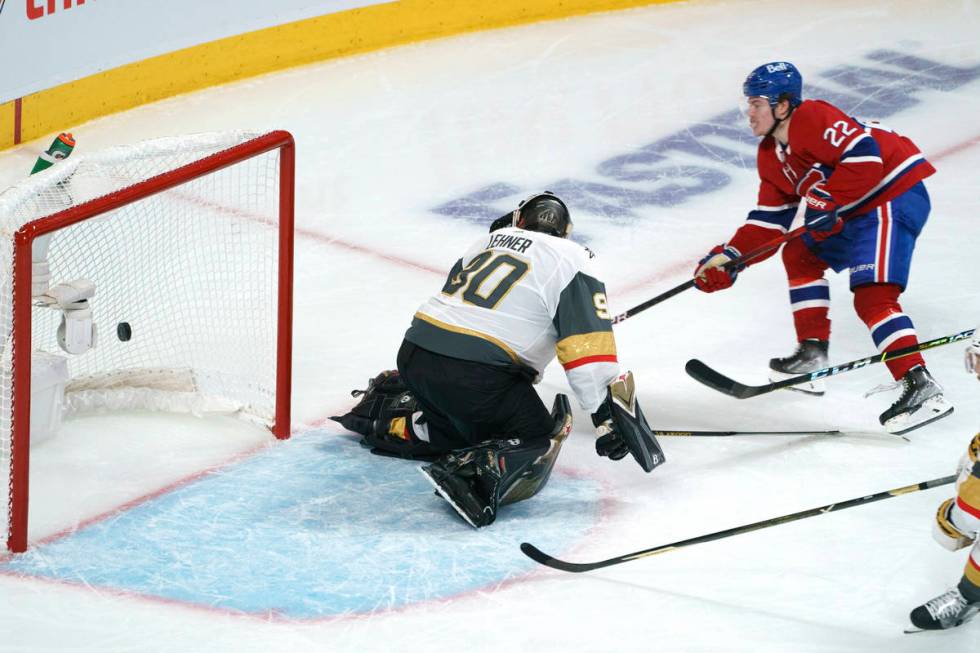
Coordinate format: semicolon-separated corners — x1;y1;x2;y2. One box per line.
2;0;980;650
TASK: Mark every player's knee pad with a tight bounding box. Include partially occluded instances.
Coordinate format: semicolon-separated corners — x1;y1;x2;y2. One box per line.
781;238;826;280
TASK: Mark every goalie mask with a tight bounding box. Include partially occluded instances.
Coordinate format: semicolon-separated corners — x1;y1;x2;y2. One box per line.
513;191;572;238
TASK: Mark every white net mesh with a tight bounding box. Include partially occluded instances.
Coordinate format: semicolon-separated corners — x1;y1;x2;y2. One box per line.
0;131;288;550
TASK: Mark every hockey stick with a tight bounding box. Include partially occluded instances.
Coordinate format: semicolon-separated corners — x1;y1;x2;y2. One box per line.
653;429;841;437
521;474;956;573
610;226;807;325
686;328;976;399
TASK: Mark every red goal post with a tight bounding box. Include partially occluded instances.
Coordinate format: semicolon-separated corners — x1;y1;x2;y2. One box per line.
2;130;295;553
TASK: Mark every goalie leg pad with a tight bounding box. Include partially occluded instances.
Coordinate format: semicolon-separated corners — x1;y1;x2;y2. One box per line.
419;394;574;527
499;393;573;506
419;436;551;528
347;369;411;420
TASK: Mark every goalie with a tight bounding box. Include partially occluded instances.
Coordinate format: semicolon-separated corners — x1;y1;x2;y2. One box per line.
332;192;665;528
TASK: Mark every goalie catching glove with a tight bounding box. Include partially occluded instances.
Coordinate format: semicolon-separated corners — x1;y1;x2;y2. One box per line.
590;371;666;473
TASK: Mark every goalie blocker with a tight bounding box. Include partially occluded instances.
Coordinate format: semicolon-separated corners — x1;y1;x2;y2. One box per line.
592;371;665;473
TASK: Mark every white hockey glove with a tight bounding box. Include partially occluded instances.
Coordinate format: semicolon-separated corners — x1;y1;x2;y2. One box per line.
45;279;97;355
965;328;980;379
932;498;976;552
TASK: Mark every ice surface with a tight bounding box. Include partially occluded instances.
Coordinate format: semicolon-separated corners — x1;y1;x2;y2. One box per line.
2;0;980;651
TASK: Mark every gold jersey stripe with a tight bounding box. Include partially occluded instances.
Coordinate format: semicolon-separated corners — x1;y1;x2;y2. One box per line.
958;474;980;516
414;312;520;363
556;332;617;366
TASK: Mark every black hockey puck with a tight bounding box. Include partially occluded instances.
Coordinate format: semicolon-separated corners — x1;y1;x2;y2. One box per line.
117;322;132;341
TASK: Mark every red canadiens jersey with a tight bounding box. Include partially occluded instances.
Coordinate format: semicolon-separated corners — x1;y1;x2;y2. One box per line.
728;99;935;257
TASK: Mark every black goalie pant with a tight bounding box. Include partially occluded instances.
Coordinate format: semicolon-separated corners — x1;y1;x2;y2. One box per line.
396;339;555;453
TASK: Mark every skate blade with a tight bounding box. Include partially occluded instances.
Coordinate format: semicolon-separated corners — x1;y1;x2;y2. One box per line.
417;465;480;529
769;370;826;396
884;397;954;435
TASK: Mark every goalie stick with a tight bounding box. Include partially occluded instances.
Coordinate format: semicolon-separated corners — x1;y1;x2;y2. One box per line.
610;226;806;325
653;428;841;437
686;328;976;399
521;474;956;573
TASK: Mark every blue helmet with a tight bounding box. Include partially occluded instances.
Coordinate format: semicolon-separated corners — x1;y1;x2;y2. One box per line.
743;62;803;108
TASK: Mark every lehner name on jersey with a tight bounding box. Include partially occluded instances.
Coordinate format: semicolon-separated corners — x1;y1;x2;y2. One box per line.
486;232;534;254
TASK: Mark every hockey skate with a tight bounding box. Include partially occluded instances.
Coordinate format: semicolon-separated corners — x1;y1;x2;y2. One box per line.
908;587;980;631
879;366;953;435
768;339;828;395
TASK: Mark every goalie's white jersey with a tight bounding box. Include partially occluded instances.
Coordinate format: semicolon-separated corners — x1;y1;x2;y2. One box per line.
405;227;619;412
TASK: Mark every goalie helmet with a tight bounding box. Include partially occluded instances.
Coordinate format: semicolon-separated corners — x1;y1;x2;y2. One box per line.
513;191;572;238
743;61;803;108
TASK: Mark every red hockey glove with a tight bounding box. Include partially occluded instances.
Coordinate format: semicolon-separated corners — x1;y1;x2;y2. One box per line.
803;185;843;239
694;244;741;293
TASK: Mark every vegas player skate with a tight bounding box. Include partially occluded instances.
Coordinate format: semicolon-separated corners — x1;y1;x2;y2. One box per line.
694;61;950;435
332;192;665;528
908;329;980;631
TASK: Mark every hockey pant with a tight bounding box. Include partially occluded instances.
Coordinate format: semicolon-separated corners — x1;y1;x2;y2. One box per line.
782;183;931;380
395;339;555;454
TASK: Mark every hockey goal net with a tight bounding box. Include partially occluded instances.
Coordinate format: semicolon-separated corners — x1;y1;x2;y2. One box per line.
0;130;294;553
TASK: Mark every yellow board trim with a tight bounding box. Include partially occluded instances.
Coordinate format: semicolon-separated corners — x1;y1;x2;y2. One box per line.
1;0;682;149
414;311;520;363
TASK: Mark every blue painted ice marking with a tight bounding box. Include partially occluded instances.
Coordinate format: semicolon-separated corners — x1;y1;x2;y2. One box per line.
0;433;601;618
433;50;980;228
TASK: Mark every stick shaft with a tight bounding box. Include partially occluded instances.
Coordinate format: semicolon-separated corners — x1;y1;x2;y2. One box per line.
611;226;806;324
521;474;956;572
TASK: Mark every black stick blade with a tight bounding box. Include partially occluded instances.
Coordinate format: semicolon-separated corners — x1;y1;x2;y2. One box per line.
685;359;755;398
520;542;604;572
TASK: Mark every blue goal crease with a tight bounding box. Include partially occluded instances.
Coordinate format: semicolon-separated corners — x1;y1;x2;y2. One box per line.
0;433;601;619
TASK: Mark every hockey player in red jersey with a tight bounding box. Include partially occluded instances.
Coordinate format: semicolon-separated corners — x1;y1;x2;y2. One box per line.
333;193;665;528
907;329;980;631
694;61;951;435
